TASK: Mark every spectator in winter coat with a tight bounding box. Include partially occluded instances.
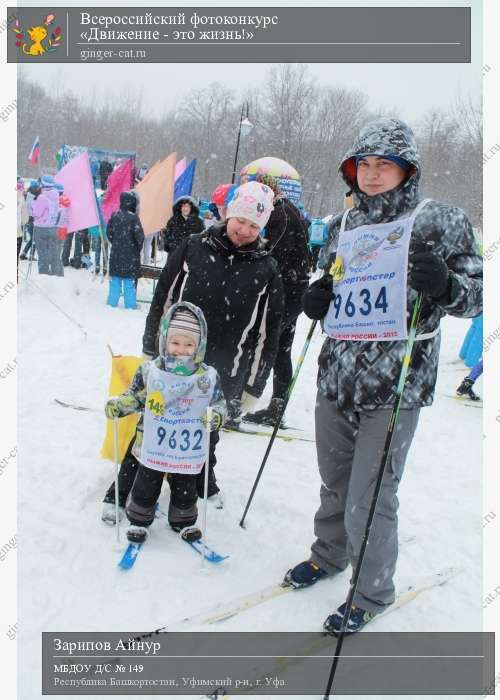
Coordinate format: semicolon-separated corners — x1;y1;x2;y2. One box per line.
99;160;113;190
101;181;284;517
160;196;205;253
31;174;62;276
210;183;234;222
244;174;313;427
55;184;71;243
20;180;41;261
16;180;27;276
284;117;483;634
106;190;145;309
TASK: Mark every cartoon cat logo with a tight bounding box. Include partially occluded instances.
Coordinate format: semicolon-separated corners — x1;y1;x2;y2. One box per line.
12;14;62;56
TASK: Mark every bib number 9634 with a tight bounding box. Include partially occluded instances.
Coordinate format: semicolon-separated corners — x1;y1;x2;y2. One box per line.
332;286;388;319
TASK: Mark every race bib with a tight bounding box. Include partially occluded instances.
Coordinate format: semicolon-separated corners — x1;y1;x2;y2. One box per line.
140;364;215;474
323;218;413;341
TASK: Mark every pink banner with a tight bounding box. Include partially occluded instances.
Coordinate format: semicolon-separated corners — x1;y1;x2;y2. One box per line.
100;159;133;224
175;157;187;180
55;152;99;234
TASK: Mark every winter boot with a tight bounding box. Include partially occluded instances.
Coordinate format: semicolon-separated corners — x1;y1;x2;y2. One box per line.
244;397;287;428
101;501;125;525
323;602;377;635
456;378;481;401
126;525;149;543
179;526;202;542
283;560;329;589
224;398;242;430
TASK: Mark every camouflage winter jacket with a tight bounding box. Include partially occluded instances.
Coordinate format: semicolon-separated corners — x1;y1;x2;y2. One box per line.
317;118;483;411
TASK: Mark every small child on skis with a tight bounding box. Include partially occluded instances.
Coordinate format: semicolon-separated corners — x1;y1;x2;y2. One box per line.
103;302;226;543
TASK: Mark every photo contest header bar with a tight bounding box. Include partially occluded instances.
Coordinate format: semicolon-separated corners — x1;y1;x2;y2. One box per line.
7;6;470;64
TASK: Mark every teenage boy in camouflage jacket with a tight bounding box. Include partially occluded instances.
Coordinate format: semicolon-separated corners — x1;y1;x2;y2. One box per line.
284;118;482;635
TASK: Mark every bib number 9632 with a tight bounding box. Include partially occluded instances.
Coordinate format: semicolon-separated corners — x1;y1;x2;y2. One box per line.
157;427;203;451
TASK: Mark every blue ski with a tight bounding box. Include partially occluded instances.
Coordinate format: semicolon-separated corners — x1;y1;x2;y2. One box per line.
117;515;229;570
118;542;143;570
156;508;229;565
186;539;229;564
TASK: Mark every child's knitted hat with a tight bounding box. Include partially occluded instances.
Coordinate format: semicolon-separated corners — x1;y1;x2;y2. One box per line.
166;308;201;348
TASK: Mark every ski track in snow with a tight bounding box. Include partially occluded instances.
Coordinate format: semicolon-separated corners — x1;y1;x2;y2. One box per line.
18;265;482;700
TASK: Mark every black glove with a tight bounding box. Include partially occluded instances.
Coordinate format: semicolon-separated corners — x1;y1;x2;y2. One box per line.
303;276;334;320
408;252;450;298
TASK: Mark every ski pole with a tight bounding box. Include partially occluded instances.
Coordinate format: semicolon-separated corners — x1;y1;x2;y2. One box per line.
323;293;423;700
112;417;120;543
201;407;212;570
21;276;88;338
239;319;318;528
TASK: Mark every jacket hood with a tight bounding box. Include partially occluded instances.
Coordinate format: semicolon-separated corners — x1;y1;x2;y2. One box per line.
173;196;200;218
339;118;421;218
120;190;138;213
158;301;208;366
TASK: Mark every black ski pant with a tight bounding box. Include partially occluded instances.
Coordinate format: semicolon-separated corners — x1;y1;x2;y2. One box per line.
272;283;307;400
62;232;72;266
104;431;220;528
63;230;90;267
22;217;36;257
17;237;22;278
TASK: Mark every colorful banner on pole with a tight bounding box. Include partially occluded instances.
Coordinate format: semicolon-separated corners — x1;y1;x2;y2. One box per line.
135;152;176;236
55;151;100;234
28;136;40;165
174;159;196;200
175;157;187;180
100;159;133;224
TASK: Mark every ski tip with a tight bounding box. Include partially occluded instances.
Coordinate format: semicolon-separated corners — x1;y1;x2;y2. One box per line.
118;543;141;570
187;540;229;564
206;553;230;564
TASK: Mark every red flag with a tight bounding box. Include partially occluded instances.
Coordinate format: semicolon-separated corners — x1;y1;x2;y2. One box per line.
28;136;40;165
100;159;133;224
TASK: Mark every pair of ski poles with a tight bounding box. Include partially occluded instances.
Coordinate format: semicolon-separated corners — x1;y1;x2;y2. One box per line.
239;293;424;699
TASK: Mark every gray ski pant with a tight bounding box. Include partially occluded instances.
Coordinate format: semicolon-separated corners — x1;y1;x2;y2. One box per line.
34;227;63;276
311;391;420;613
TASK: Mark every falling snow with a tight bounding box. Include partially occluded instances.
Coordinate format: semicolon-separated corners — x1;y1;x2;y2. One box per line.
17;269;481;699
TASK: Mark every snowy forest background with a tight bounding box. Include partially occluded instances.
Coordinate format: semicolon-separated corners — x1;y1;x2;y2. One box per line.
18;64;482;226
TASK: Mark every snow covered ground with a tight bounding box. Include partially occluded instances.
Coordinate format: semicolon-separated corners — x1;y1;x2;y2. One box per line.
18;263;482;699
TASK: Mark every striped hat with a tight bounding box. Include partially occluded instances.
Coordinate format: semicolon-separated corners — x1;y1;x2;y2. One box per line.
166;308;201;347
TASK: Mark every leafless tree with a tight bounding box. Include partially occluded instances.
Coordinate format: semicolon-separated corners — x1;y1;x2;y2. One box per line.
17;69;482;226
